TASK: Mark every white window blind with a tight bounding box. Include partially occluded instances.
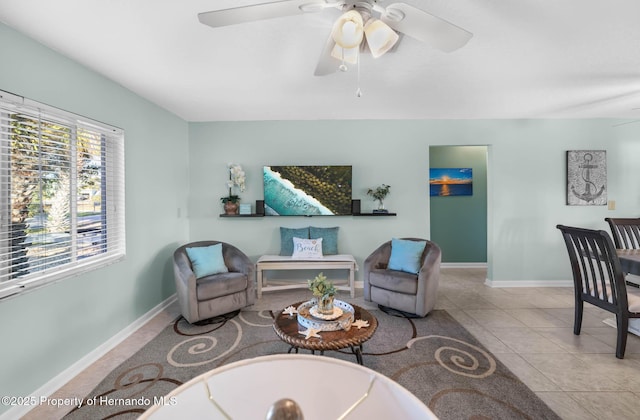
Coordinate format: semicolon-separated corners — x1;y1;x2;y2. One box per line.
0;90;125;299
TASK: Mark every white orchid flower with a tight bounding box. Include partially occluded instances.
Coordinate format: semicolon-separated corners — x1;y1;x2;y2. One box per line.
225;163;247;194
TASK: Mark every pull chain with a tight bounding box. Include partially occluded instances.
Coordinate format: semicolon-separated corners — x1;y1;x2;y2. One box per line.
339;48;348;72
356;48;362;97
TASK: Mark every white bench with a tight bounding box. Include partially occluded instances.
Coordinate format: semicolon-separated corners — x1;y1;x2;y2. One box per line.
256;254;357;299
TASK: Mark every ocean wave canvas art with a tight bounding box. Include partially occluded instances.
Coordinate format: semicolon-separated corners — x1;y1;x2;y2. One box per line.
263;165;352;216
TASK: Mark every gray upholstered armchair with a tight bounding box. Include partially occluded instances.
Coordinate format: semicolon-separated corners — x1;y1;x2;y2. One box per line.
363;238;441;317
173;241;255;324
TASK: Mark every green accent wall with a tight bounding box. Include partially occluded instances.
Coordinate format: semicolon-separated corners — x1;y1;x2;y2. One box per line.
430;146;488;263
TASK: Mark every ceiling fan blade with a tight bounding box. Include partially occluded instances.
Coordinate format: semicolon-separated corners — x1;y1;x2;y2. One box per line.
198;0;329;28
380;3;472;52
612;119;640;128
314;30;339;76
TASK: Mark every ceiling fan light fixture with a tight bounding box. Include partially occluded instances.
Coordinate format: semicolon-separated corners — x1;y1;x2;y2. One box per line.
331;10;364;49
364;19;399;58
330;45;359;65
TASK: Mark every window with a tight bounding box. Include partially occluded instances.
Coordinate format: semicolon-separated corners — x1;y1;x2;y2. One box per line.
0;90;125;299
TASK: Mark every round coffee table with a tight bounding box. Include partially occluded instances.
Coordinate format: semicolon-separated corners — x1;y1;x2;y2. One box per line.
273;301;378;365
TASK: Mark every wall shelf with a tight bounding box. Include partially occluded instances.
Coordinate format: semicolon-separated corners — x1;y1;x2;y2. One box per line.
219;200;396;217
220;213;396;217
352;212;397;217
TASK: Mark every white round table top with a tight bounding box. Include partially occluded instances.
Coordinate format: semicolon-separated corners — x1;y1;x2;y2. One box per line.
140;354;436;419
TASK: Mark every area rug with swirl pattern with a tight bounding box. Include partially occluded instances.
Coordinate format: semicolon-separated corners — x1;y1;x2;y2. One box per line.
66;308;560;419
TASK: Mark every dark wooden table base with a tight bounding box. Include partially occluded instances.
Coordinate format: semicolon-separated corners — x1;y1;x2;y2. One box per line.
273;301;378;365
286;343;366;365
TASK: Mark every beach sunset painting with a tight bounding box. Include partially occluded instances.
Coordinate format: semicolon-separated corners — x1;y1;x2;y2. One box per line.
430;168;473;196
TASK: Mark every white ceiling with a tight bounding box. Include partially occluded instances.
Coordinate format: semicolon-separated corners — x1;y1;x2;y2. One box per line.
1;0;640;122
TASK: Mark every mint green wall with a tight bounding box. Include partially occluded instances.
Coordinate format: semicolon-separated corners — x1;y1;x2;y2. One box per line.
188;121;430;264
430;146;488;263
3;19;640;417
188;120;640;284
0;23;189;412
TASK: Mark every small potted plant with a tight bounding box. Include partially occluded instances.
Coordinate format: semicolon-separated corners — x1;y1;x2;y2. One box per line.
308;272;337;315
221;163;245;214
367;184;390;213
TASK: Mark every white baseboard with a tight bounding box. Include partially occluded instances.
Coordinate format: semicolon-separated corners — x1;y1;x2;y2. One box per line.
441;262;488;268
439;264;572;288
485;279;573;288
0;294;177;420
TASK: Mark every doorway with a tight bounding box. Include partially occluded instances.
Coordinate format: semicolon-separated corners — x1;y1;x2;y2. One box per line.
429;146;488;264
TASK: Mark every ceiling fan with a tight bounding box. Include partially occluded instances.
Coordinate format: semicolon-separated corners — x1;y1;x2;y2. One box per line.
198;0;473;76
612;108;640;127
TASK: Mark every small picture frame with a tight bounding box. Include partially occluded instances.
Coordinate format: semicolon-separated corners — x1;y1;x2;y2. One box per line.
429;168;473;197
566;150;607;206
239;203;252;215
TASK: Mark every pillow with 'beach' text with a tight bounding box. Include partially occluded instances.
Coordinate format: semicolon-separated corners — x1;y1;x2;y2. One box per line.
291;237;323;259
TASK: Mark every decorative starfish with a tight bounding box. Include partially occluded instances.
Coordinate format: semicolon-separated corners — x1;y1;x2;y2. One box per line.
298;328;321;339
352;319;370;329
282;306;297;317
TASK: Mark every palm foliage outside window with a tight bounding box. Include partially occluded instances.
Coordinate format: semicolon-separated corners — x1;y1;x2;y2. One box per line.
0;91;125;299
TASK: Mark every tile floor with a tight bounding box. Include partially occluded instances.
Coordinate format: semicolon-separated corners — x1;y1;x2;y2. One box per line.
23;268;640;419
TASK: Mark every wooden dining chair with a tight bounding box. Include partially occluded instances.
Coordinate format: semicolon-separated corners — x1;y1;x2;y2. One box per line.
605;217;640;249
557;224;640;358
605;217;640;287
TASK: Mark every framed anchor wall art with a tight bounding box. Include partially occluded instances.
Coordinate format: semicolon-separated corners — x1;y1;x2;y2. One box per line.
566;150;607;206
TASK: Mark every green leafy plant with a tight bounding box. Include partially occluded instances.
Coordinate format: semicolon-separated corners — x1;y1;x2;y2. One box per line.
220;194;240;204
367;184;390;207
367;184;390;201
308;272;336;298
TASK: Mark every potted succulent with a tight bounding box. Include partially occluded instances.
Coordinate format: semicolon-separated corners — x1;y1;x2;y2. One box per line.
308;272;337;315
220;163;245;214
367;184;390;213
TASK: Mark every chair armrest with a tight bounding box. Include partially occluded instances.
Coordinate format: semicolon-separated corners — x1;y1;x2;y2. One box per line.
363;241;392;301
416;241;442;317
364;242;392;272
223;244;253;275
173;250;196;286
223;243;256;305
173;249;199;323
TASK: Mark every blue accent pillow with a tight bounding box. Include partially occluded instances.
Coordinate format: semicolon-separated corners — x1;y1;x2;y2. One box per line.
280;227;310;256
185;243;228;278
309;226;339;255
388;238;427;274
